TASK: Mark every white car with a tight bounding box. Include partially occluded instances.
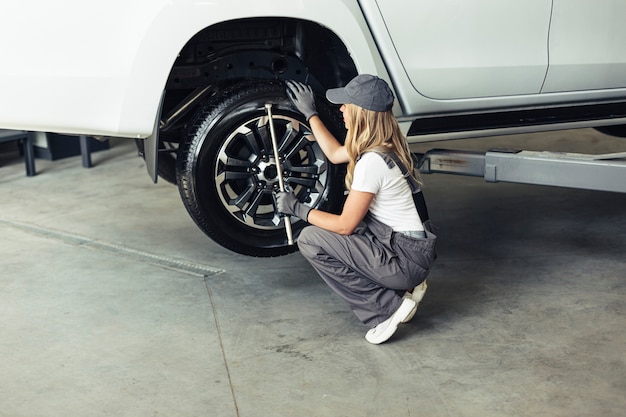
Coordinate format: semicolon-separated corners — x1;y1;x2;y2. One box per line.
1;0;625;256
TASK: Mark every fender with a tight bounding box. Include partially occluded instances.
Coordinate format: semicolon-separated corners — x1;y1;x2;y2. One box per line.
0;0;386;138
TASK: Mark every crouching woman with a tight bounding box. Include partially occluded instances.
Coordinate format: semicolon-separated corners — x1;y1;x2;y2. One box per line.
278;75;437;344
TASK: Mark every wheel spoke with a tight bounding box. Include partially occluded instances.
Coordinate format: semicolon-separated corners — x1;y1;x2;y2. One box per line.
243;189;275;227
282;122;312;159
240;127;263;160
287;163;320;175
224;154;255;168
257;117;274;158
221;171;251;181
233;182;256;210
287;177;318;189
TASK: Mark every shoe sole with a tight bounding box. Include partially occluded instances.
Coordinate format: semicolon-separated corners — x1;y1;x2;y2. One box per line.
366;298;417;344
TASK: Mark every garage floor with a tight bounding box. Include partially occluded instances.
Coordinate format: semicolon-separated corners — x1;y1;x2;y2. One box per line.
1;129;625;417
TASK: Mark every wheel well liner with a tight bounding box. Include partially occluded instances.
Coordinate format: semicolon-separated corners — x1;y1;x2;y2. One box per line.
167;17;357;93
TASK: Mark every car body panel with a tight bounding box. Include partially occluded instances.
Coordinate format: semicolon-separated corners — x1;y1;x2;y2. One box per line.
0;0;625;140
0;0;386;138
372;0;552;99
542;0;626;92
358;0;626;119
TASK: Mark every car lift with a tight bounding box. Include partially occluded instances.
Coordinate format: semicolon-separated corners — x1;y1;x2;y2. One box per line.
416;148;626;193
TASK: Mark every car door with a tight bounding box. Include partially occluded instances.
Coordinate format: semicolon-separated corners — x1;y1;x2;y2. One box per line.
366;0;553;99
541;0;626;93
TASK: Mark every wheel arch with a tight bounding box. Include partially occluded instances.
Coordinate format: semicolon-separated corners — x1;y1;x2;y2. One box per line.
146;17;359;180
119;0;376;138
161;17;359;121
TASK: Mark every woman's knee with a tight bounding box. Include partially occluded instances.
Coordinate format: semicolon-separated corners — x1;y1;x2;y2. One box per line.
297;226;332;259
297;226;318;257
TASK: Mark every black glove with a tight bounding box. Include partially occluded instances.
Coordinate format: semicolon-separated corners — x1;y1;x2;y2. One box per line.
276;190;312;221
286;80;318;121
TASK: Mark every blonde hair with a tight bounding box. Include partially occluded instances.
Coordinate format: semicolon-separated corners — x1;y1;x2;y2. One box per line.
343;104;422;189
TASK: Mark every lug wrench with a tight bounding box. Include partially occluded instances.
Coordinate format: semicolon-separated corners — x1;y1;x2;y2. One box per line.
265;103;294;245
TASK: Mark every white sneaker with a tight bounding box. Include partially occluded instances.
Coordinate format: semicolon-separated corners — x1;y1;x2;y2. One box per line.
365;298;417;345
401;280;428;323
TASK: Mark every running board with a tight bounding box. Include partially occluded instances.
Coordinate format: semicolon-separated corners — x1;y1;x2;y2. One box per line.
417;148;626;193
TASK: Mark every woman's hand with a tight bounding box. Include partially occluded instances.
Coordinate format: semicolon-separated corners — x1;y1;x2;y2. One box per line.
287;80;349;164
286;81;318;121
276;189;312;221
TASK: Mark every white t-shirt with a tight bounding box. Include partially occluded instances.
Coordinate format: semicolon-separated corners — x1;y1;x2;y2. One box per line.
351;152;424;232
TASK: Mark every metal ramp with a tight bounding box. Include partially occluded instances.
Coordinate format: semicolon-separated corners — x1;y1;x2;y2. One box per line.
417;148;626;193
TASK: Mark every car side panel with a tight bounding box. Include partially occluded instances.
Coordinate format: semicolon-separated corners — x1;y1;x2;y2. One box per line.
359;0;626;119
542;0;626;92
369;0;552;99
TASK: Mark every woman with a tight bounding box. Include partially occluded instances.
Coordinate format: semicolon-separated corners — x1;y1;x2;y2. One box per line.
278;74;437;344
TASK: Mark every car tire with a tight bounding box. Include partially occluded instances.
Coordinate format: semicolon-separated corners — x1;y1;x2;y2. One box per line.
177;80;345;257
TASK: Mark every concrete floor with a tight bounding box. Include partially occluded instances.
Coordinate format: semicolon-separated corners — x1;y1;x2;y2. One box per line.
0;129;624;417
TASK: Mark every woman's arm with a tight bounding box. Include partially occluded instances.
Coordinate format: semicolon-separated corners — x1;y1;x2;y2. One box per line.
308;115;349;164
307;189;374;235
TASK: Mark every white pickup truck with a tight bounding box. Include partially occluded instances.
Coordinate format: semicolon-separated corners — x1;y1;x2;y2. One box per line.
1;0;625;256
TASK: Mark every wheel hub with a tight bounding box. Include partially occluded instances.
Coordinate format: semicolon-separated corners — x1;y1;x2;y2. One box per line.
257;159;279;188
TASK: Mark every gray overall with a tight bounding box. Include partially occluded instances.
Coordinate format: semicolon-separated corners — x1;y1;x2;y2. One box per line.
297;153;437;327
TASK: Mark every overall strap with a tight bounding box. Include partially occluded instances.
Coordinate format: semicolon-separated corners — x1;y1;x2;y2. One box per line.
373;151;430;223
